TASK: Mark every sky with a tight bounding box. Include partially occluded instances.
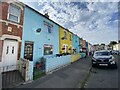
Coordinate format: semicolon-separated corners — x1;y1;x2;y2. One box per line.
20;0;119;45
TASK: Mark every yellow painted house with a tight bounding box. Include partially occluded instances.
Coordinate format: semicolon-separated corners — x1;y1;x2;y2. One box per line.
59;26;72;54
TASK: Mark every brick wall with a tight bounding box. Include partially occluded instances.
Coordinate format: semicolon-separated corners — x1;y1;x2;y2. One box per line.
0;2;2;61
0;21;2;62
1;2;8;20
1;2;24;25
18;42;22;60
2;23;22;39
0;2;24;61
0;2;2;20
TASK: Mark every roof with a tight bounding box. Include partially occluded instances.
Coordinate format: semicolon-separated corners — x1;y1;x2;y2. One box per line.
25;5;75;34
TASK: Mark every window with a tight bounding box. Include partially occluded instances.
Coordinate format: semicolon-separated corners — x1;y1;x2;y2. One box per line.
70;34;72;41
12;46;14;54
64;31;67;39
44;44;53;55
48;26;52;33
24;41;34;61
44;21;53;33
8;4;20;23
6;46;9;54
24;45;32;55
95;51;110;56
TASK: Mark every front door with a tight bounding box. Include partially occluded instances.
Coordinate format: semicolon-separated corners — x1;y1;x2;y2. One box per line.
24;41;34;61
63;44;68;53
2;40;18;71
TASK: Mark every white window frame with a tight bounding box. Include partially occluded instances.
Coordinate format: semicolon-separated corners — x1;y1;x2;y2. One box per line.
43;44;53;55
7;3;21;23
63;44;68;53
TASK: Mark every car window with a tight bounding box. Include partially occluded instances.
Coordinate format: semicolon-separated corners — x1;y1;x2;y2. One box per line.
95;51;110;56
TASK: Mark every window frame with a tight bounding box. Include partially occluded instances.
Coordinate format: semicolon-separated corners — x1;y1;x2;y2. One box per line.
64;30;67;40
7;3;21;23
70;34;72;41
44;21;53;33
43;44;53;55
48;26;52;33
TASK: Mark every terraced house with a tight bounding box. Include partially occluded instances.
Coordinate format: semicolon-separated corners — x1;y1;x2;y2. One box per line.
59;27;72;54
72;34;80;54
0;1;24;67
20;5;59;65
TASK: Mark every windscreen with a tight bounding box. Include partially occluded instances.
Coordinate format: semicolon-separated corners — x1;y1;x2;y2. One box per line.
95;51;110;56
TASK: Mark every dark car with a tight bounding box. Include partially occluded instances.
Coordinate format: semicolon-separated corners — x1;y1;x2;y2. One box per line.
92;50;117;68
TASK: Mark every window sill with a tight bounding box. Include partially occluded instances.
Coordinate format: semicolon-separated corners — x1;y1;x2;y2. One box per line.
7;19;20;24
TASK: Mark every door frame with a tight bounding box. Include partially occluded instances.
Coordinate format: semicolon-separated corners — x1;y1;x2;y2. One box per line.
1;39;19;69
24;41;34;61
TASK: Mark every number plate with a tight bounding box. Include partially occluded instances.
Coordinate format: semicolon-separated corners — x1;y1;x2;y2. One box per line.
99;64;108;66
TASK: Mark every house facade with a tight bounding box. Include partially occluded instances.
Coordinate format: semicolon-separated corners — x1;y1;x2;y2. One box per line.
20;6;59;65
80;38;86;52
72;34;80;54
59;27;72;54
88;43;93;55
113;43;120;50
85;41;89;55
0;1;24;67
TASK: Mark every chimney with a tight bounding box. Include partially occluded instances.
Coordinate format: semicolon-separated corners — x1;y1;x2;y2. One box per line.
44;13;49;18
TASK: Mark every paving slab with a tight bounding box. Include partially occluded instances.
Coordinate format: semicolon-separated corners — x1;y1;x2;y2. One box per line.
16;56;92;88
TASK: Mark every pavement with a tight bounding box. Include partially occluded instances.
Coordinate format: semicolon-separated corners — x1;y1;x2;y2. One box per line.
84;55;119;88
16;56;92;88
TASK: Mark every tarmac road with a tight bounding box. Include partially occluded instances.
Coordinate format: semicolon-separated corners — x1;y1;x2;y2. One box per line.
85;55;119;89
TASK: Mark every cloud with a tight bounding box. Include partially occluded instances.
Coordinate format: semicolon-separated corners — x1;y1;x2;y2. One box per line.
20;0;118;45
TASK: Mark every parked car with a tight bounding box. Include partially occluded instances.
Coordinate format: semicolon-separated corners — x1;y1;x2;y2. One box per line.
92;50;117;68
112;50;120;55
118;50;120;55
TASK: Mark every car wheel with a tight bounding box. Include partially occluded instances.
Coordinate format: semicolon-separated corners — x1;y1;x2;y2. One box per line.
92;64;95;67
110;63;117;69
114;63;118;69
92;62;95;67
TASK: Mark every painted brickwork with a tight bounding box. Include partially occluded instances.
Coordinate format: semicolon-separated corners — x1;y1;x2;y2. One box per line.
21;6;59;65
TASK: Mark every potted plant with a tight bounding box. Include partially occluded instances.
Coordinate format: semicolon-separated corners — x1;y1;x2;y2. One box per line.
36;61;40;69
40;57;46;71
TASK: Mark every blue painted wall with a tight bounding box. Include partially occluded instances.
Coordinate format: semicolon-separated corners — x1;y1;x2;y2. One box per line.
21;6;59;65
45;55;71;73
72;34;80;53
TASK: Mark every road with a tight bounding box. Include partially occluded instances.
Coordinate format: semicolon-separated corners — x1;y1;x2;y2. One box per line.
85;55;119;88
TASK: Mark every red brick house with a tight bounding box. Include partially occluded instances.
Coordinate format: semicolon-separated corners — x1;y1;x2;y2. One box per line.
0;1;24;67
